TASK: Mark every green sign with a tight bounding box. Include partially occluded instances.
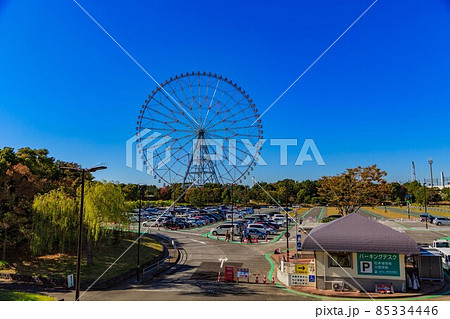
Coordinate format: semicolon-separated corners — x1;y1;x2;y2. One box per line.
357;252;400;277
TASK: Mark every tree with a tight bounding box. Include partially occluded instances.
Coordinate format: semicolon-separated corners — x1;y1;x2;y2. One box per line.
32;188;78;255
1;163;39;259
32;182;128;265
185;188;205;206
296;180;319;204
388;182;407;204
318;165;388;215
84;182;128;265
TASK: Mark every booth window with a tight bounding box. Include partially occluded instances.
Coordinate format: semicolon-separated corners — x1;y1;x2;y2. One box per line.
329;253;352;268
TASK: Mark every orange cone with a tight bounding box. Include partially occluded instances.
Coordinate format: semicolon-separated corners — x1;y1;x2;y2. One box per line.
217;272;221;282
206;233;209;238
263;275;267;284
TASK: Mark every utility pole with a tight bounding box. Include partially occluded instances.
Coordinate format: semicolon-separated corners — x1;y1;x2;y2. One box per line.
429;159;434;188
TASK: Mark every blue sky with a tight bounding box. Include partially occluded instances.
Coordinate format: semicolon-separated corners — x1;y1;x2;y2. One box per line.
1;0;450;185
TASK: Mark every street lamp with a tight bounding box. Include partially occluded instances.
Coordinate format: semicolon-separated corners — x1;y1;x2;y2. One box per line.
423;179;428;230
137;184;143;282
230;183;234;242
61;164;107;301
428;159;434;188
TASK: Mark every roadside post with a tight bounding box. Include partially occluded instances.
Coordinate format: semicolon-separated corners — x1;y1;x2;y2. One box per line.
285;213;290;260
295;209;298;258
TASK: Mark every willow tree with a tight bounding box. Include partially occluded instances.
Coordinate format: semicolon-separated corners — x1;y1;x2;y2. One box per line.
84;182;128;265
32;188;78;255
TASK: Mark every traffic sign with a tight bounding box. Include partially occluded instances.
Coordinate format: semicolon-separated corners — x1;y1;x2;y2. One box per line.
285;232;290;238
295;264;308;274
296;241;302;251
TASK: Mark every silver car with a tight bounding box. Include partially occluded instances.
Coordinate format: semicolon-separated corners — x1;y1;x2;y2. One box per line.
433;217;450;226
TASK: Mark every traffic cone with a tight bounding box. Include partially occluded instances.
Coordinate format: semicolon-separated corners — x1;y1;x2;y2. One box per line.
217;272;221;282
271;276;275;284
255;274;259;284
263;275;267;284
206;233;209;238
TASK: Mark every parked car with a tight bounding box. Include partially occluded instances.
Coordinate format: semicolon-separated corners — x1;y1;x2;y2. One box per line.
193;216;207;225
433;217;450;226
187;218;203;227
246;228;267;240
257;221;279;230
210;224;241;236
247;223;275;235
420;213;436;223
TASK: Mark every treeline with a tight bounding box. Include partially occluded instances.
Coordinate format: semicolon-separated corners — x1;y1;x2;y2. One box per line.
118;179;320;207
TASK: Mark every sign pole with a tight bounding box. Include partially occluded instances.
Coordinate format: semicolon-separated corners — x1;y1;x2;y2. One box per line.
295;209;298;259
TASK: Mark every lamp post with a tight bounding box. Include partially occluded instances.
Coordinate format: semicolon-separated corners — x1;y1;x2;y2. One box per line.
423;179;428;230
428;159;434;188
137;184;143;282
61;164;107;301
230;183;234;242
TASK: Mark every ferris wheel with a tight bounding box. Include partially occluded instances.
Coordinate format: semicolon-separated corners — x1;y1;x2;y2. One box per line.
136;71;263;186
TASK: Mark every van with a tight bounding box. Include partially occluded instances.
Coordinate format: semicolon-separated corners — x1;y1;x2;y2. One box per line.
210;224;240;236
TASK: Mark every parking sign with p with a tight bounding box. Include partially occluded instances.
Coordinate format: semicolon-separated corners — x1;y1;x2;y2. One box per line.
359;261;373;274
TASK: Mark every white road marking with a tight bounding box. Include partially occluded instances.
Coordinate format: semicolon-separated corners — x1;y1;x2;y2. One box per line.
190;239;206;245
218;257;228;268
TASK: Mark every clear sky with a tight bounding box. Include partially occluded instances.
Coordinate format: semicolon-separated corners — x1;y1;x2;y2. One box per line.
1;0;450;185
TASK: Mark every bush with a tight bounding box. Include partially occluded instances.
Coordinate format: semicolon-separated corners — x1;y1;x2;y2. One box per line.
0;260;9;270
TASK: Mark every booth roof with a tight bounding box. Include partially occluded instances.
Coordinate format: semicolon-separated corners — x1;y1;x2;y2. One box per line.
302;212;420;254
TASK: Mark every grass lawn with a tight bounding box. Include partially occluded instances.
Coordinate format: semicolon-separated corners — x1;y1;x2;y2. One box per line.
363;207;418;220
0;290;54;301
288;207;309;218
323;207;341;217
396;206;450;218
11;236;163;282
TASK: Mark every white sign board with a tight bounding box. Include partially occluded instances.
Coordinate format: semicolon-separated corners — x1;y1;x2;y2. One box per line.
67;274;74;288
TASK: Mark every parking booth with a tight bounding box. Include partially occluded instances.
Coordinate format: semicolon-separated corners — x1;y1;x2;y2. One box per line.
300;213;420;293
